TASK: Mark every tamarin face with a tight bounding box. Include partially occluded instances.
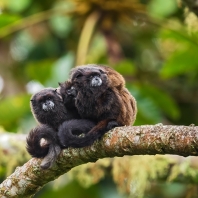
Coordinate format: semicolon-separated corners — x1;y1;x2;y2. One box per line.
30;88;67;127
70;66;109;93
58;81;78;110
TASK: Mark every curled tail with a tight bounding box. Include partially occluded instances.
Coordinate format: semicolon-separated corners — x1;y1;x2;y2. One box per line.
40;143;61;169
26;125;56;158
26;125;61;169
58;119;118;148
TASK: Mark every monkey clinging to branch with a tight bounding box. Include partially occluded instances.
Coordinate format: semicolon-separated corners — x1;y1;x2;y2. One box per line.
58;64;137;148
26;86;95;169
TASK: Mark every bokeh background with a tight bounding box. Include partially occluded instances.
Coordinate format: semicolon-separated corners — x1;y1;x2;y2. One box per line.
1;0;198;197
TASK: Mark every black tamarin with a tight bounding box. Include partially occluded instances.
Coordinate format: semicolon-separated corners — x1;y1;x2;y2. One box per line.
58;64;137;148
26;85;95;169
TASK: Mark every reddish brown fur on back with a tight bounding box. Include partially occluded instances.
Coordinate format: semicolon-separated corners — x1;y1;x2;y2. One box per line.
96;65;136;126
58;64;137;149
97;65;125;90
70;64;137;126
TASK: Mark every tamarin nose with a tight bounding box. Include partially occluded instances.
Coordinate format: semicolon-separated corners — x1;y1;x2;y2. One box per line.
91;76;102;87
42;100;54;111
46;101;51;105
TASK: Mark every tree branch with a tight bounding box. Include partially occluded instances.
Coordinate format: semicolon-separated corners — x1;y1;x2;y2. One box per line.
1;124;198;197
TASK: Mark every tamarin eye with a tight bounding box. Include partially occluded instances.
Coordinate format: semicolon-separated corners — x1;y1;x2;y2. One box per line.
90;74;100;79
99;69;104;73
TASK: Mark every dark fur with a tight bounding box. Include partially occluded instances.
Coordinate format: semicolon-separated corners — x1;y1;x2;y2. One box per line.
26;87;95;169
58;64;137;148
26;124;61;169
30;88;68;130
27;124;58;158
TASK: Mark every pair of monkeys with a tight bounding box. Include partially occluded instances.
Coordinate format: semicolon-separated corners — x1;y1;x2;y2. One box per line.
26;64;137;169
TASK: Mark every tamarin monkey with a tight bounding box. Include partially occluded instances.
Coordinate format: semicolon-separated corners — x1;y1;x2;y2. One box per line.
58;64;137;148
26;85;95;169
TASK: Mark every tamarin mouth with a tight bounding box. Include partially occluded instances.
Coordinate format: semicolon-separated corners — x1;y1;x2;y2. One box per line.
42;100;55;111
90;76;102;87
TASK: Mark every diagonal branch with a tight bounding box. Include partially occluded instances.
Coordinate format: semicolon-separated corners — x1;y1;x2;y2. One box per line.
1;124;198;197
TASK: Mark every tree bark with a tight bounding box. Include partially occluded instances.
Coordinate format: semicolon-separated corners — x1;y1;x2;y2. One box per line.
1;124;198;197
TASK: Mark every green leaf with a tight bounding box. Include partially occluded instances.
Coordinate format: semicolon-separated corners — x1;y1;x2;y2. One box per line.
7;0;32;13
0;14;21;28
128;86;163;125
114;59;136;75
137;97;162;124
161;46;198;78
159;28;198;48
0;94;31;131
148;0;178;18
25;59;54;84
49;15;73;38
47;52;75;87
140;84;180;120
86;33;107;63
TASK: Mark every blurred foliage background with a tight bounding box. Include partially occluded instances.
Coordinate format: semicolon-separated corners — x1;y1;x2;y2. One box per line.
1;0;198;197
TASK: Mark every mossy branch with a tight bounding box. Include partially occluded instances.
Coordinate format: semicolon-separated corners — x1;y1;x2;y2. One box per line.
1;124;198;197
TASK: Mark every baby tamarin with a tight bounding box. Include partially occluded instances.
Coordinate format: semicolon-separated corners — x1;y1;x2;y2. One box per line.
26;85;95;169
58;64;137;148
